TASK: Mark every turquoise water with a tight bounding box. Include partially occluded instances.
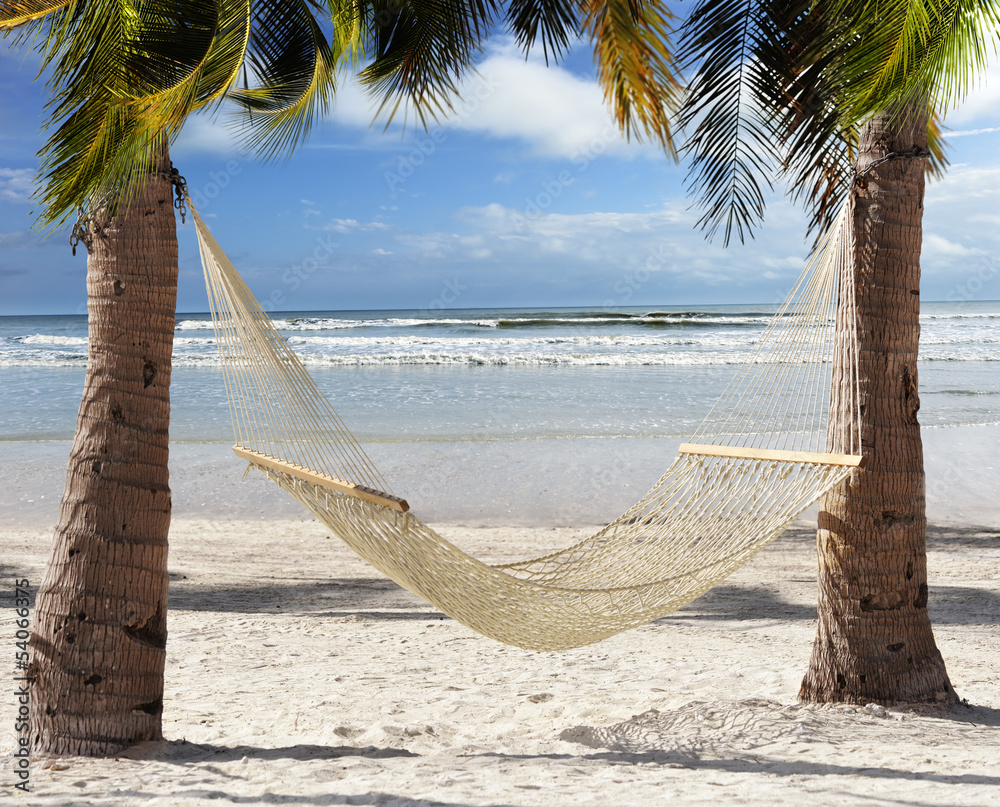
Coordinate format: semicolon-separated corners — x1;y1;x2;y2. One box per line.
1;302;999;443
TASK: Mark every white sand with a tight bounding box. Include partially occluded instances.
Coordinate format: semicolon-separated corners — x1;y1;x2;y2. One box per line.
2;518;998;806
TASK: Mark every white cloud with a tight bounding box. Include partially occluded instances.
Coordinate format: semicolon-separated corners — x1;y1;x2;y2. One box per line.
454;202;688;237
443;47;645;159
172;114;243;156
0;168;34;202
323;40;651;160
382;199;812;295
0;228;67;252
255;192;834;311
920;161;1000;290
944;126;1000;138
923;233;985;258
942;61;1000;127
320;218;387;233
760;254;806;271
322;31;999;159
968;213;1000;226
926;164;1000;206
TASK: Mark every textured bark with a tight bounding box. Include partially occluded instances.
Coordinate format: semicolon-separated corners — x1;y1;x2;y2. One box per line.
800;104;957;704
28;161;177;755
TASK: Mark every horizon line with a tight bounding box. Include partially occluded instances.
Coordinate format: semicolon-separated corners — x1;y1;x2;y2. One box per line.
3;299;999;318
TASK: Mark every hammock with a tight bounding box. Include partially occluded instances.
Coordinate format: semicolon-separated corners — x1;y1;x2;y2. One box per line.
193;199;863;651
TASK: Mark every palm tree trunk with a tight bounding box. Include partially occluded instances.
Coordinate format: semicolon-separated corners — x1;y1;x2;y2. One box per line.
799;102;957;704
28;157;177;755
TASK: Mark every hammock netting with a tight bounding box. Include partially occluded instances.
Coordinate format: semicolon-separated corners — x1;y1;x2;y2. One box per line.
194;200;863;651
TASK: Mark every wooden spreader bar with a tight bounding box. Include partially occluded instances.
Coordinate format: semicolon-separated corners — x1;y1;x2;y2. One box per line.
678;443;866;468
233;446;410;512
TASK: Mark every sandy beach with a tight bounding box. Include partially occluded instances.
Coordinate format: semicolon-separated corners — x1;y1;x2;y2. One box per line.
2;431;999;806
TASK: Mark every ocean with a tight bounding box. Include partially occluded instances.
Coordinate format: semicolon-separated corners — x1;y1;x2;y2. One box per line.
2;302;999;446
3;302;1000;527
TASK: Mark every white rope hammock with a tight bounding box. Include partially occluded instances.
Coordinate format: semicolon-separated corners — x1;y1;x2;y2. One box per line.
193;198;863;651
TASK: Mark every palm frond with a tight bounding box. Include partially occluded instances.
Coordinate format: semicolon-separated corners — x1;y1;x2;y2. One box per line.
676;0;777;245
831;0;1000;121
926;104;949;180
779;114;856;241
749;0;855;239
677;0;971;243
505;0;579;64
33;0;251;225
0;0;70;29
229;0;337;158
905;0;1000;114
358;0;499;126
759;2;957;237
35;99;163;226
324;0;365;70
582;0;682;153
37;1;219;107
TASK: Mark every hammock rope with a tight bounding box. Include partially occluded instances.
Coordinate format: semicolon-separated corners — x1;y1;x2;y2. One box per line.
193;198;863;651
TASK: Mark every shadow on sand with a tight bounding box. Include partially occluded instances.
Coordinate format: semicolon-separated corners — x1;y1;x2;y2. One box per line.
100;701;1000;806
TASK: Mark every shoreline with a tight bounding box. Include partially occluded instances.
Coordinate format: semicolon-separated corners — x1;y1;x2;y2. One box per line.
4;421;997;802
4;423;1000;529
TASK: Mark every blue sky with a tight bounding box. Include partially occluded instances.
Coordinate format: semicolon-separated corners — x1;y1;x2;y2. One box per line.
2;37;1000;315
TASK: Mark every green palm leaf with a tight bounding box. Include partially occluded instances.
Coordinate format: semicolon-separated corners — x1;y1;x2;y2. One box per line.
31;0;222;223
0;0;71;28
325;0;365;70
832;0;1000;121
762;1;960;238
677;0;778;244
505;0;579;63
29;0;254;224
678;0;982;242
229;0;337;158
750;1;856;238
358;0;499;126
582;0;681;152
